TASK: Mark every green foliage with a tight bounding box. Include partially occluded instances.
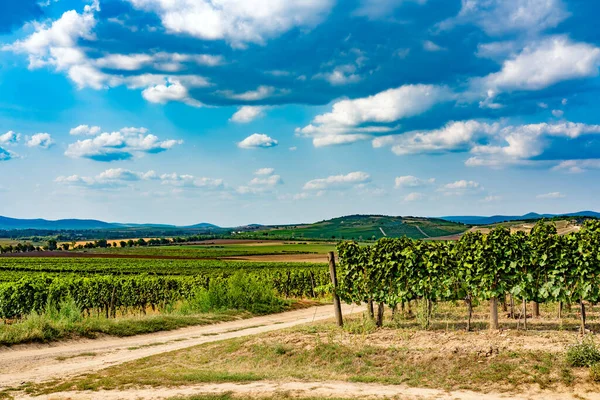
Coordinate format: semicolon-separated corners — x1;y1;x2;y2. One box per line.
566;338;600;367
590;364;600;382
337;220;600;329
181;273;286;315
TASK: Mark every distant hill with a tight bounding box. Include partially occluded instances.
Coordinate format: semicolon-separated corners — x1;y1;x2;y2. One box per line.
0;216;221;231
250;214;468;240
0;216;118;230
441;211;600;225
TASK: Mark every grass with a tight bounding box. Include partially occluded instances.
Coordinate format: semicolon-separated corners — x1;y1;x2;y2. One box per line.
35;316;588;396
0;309;245;346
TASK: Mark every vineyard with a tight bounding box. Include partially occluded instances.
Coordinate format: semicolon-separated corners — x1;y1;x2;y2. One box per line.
337;219;600;332
0;258;330;320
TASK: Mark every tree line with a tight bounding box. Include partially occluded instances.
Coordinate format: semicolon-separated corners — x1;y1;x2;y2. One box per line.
336;220;600;332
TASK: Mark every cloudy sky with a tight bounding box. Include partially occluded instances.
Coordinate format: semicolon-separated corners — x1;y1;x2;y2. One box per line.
1;0;599;226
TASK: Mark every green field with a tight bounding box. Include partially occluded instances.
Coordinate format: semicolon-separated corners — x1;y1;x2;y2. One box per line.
248;215;468;240
76;242;336;258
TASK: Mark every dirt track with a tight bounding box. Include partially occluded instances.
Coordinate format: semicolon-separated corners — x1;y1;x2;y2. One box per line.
0;304;363;390
13;380;600;400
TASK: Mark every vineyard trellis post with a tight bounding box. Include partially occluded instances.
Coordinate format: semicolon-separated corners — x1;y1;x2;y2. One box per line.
328;251;343;327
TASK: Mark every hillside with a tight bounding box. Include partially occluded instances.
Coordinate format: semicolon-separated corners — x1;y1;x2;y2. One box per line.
0;216;221;231
441;211;600;225
251;215;468;240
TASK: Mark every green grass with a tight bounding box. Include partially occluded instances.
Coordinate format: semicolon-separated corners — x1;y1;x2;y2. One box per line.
77;243;336;258
246;215;468;240
0;309;245;346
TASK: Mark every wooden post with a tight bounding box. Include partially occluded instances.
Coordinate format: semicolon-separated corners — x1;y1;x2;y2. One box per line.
328;251;343;327
376;302;384;327
490;297;499;330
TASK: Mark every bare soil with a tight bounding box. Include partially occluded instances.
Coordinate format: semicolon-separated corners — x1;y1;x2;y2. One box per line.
0;304;362;390
13;380;600;399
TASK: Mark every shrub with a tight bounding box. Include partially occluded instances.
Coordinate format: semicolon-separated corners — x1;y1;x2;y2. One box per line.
180;273;287;315
590;363;600;382
566;338;600;367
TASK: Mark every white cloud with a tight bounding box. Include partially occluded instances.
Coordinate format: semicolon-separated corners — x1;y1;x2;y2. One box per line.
0;147;17;161
438;180;483;196
65;127;183;161
394;175;435;188
562;98;568;105
221;86;282;101
159;173;224;189
404;192;424;202
537;191;565;199
255;168;275;176
552;109;564;118
26;133;54;149
56;168;222;190
552;159;600;173
230;106;265;123
476;36;600;94
423;40;445;52
466;121;600;167
95;52;223;71
373;120;500;155
0;131;21;145
238;133;278;149
303;171;370;190
70;125;101;136
441;0;569;36
125;0;335;47
315;64;361;86
296;84;452;147
289;146;297;151
141;79;203;107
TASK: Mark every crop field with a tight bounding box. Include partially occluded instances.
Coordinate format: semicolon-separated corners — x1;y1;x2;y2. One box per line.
75;242;337;259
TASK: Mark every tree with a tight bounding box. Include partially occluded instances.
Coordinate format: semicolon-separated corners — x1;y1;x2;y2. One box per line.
47;239;58;251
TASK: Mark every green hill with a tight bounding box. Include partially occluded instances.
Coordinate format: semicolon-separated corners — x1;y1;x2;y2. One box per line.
249;215;468;240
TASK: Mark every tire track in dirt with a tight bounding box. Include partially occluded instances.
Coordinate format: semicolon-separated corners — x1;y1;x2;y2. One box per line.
0;304;362;390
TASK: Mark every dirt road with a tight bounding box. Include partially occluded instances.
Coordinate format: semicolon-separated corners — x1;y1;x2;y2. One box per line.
0;304;363;390
13;380;600;400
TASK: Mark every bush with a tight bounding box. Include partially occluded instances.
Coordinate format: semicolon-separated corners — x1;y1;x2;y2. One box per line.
180;273;287;315
590;363;600;382
566;338;600;367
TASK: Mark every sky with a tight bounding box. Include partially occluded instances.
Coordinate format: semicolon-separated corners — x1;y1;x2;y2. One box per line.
0;0;599;226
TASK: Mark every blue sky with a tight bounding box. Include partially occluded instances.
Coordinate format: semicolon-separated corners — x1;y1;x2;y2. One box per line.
1;0;599;226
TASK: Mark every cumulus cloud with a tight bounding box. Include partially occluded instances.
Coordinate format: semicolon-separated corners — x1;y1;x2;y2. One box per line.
26;133;54;149
303;171;370;190
314;64;361;86
296;84;452;147
440;0;570;36
373;120;500;155
220;86;284;101
255;168;275;176
125;0;334;47
230;106;265;123
95;52;223;71
56;168;223;190
552;109;564;118
70;125;101;136
438;180;483;196
466;121;600;167
141;79;203;107
0;147;16;161
65;127;183;161
394;175;435;188
475;36;600;95
537;191;565;199
0;131;21;145
238;133;278;149
552;159;600;173
423;40;445;52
